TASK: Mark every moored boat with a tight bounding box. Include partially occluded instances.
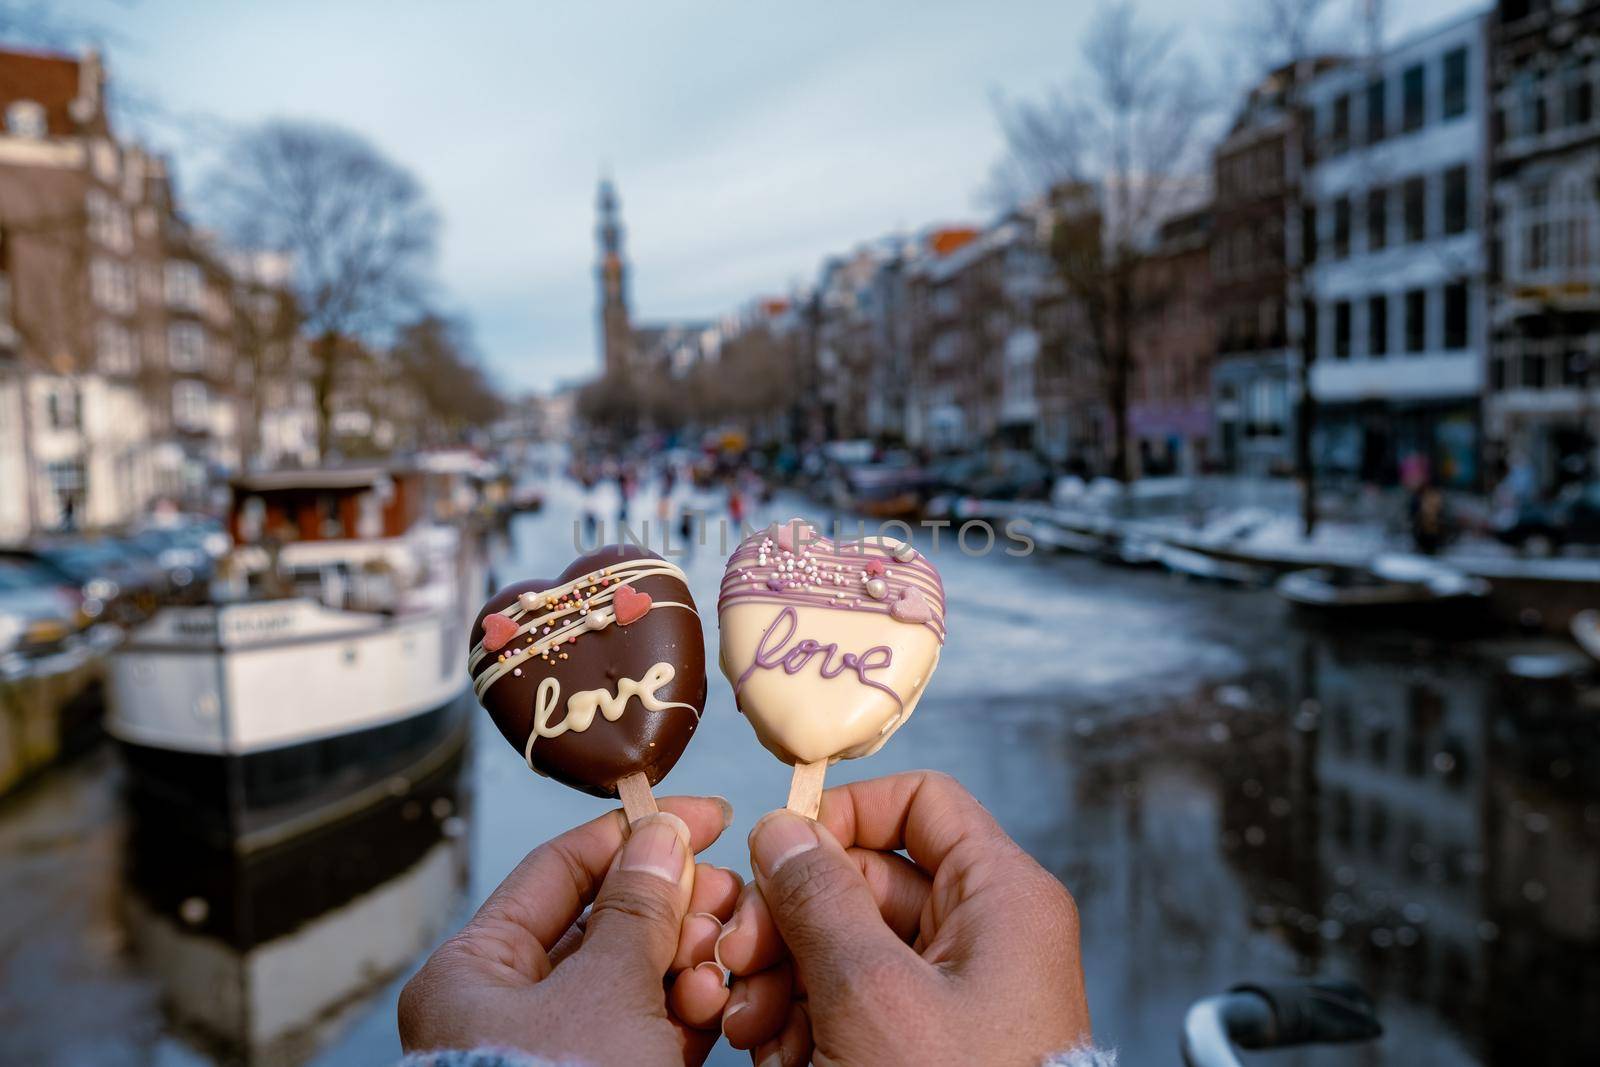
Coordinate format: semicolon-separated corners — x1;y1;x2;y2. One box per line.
1275;554;1491;625
107;466;481;852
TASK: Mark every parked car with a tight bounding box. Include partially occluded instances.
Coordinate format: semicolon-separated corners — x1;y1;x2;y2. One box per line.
0;554;85;659
834;452;925;519
120;526;216;596
25;538;167;624
1493;482;1600;555
922;450;1054;518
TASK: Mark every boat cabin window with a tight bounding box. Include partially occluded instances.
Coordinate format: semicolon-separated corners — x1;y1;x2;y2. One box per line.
318;494;345;539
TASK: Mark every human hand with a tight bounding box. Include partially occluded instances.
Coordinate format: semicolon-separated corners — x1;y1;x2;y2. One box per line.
398;796;743;1066
715;771;1091;1066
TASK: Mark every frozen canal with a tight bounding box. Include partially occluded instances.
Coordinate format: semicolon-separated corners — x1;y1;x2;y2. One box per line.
3;482;1599;1066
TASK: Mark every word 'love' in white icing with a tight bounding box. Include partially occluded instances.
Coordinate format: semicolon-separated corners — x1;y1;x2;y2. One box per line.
524;662;699;767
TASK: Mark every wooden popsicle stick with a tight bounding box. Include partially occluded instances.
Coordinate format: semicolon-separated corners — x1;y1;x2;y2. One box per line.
616;771;659;828
786;759;828;819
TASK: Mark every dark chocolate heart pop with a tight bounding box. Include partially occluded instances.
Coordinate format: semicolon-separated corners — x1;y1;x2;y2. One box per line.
468;545;706;803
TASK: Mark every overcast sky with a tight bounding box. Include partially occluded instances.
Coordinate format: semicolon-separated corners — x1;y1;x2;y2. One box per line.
66;0;1477;396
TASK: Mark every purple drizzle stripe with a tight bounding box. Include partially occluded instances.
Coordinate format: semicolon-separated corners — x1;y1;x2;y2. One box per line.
718;534;946;644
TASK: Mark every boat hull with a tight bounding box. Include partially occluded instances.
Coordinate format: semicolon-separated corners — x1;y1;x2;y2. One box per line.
109;595;475;852
117;696;470;852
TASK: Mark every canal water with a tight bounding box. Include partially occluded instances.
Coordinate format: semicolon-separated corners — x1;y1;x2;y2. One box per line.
2;483;1598;1066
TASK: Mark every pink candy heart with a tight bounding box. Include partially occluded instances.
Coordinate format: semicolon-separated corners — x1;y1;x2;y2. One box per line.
481;613;519;652
612;583;653;626
770;518;816;554
889;586;933;624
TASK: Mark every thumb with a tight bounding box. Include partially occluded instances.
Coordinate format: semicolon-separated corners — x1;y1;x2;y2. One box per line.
577;811;695;988
748;810;911;995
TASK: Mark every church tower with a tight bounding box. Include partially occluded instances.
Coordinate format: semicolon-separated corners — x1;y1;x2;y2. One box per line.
596;177;632;377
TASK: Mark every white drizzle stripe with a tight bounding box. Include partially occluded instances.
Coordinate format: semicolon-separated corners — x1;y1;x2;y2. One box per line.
468;557;693;672
473;601;698;698
468;560;691;671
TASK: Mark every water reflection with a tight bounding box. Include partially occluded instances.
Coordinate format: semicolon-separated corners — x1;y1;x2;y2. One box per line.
120;737;471;1066
1058;628;1600;1064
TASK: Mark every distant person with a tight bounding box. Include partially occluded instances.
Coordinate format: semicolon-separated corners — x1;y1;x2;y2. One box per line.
1399;450;1431;492
1410;483;1450;556
579;473;600;544
657;464;677;523
617;465;635;523
727;478;746;528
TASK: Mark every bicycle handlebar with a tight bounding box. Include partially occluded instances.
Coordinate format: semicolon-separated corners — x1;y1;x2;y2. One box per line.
1181;980;1382;1067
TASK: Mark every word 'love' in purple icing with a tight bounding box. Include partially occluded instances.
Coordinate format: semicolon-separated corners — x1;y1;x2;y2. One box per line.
735;606;903;711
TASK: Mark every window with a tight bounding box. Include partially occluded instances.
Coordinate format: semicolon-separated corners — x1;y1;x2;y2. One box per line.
5;99;45;138
89;258;134;314
1520;69;1547;137
1521;352;1547;389
1365;78;1387;143
46;458;83;497
1443;165;1469;235
86;188;131;252
1442;47;1469;119
168;321;205;370
95;320;136;373
1564;350;1591;387
1329;93;1350;155
46;387;78;430
1304;301;1318;361
165;260;204;311
1524;182;1550;272
91;141;118;183
1367;188;1388;251
1333;197;1351;258
1368;294;1388;357
1563;59;1593;127
1334;300;1352;358
1490;355;1507;390
1444;281;1469;349
1405;288;1428;352
173;379;209;430
1404;176;1427;242
1302;204;1318;264
1402;64;1426;132
1561;175;1593;271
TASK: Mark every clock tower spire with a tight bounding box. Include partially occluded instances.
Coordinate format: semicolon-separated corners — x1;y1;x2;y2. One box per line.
596;176;632;377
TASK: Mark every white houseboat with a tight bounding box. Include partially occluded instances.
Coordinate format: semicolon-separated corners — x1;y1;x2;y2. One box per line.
108;466;482;851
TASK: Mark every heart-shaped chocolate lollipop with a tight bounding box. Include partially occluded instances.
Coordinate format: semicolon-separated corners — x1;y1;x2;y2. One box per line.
469;545;706;798
718;521;945;766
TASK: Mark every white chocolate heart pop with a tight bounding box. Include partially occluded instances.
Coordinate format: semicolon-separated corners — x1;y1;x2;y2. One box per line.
718;519;946;814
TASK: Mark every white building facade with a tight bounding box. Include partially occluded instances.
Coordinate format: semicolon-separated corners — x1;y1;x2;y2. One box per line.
1304;11;1490;489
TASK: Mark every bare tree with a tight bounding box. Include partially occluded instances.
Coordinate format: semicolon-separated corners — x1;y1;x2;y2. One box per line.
391;312;502;443
1237;0;1336;534
203;120;438;459
989;2;1211;482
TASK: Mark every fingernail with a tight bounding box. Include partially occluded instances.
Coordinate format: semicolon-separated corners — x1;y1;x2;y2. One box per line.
693;958;728;986
750;810;818;878
710;795;734;829
757;1049;784;1067
722;984;750;1036
619;812;689;884
715;882;752;955
714;864;744;889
